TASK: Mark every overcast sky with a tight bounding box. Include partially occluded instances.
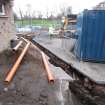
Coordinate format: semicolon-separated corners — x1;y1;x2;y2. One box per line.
13;0;104;17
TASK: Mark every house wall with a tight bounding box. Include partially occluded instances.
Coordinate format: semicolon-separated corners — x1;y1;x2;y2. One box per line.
0;1;16;52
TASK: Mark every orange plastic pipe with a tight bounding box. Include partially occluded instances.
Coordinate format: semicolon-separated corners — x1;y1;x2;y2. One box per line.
5;42;30;83
13;40;23;51
41;51;54;83
21;37;29;43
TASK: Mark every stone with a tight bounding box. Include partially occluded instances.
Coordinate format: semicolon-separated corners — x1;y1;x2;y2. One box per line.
4;87;8;92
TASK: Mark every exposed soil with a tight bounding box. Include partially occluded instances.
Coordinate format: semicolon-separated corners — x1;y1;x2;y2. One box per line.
0;47;51;105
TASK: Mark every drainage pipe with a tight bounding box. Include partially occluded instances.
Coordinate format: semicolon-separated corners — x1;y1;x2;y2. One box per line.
41;51;54;83
21;37;29;43
13;40;23;51
5;42;30;83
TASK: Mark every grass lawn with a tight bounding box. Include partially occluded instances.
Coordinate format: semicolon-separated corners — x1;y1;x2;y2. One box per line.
15;19;61;28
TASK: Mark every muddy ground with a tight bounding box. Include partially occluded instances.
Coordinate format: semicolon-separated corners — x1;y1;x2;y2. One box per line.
0;46;54;105
0;44;80;105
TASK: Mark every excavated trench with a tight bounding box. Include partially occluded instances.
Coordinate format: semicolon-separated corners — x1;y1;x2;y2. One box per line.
31;38;105;105
1;35;105;105
0;44;74;105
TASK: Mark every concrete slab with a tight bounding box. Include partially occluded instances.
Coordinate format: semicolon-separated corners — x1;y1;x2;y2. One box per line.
49;63;73;81
33;37;105;85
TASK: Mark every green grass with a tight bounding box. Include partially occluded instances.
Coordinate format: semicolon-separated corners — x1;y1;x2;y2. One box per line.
15;19;61;28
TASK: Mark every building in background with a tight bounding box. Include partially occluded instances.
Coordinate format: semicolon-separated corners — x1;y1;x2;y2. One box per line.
93;1;105;10
0;0;15;52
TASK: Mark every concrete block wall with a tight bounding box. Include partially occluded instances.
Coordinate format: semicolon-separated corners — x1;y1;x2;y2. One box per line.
0;1;16;52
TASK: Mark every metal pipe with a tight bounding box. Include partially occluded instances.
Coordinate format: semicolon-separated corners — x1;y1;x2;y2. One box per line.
5;42;31;83
41;51;54;83
13;41;23;51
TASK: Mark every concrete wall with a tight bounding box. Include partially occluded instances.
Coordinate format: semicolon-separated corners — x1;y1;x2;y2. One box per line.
0;1;16;52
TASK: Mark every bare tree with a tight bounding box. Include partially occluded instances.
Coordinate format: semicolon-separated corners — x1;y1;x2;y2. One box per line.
13;12;18;21
46;7;49;19
26;4;32;26
67;6;72;15
24;11;28;19
32;10;36;19
49;11;55;20
59;5;67;16
37;11;43;19
18;8;24;26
